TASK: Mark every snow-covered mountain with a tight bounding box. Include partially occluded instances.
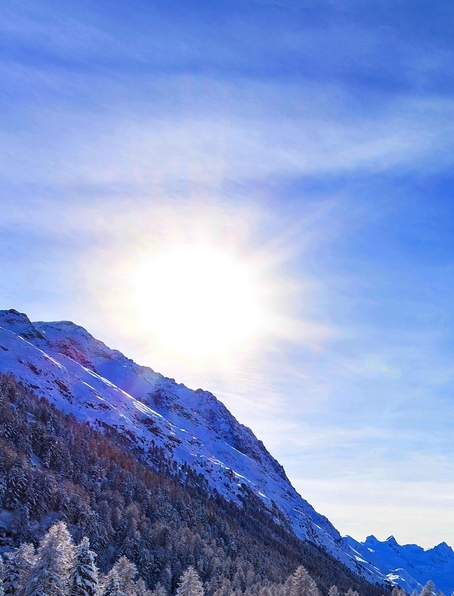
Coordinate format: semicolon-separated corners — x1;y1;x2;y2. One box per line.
1;308;446;593
346;535;454;595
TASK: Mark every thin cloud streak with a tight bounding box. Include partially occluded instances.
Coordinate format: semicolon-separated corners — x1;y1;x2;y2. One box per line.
3;0;454;548
4;88;454;190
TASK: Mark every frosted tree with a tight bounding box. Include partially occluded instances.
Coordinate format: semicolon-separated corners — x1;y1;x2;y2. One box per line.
71;537;99;596
135;578;153;596
101;556;137;596
101;572;125;596
420;582;436;596
3;552;20;596
391;587;406;596
328;587;339;596
23;521;75;596
289;567;319;596
152;582;168;596
3;543;36;595
345;589;359;596
176;566;204;596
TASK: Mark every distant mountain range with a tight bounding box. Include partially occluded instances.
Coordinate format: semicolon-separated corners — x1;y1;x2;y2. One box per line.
346;535;454;595
0;308;452;594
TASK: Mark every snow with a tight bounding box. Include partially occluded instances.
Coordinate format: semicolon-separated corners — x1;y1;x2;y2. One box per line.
0;309;392;587
30;454;42;466
345;534;454;594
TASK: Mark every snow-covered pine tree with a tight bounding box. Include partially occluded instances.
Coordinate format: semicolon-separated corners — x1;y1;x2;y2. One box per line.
23;521;75;596
391;586;406;596
3;543;36;595
3;552;20;596
152;582;168;596
101;572;125;596
71;536;99;596
420;583;436;596
101;556;137;596
134;578;153;596
176;567;204;596
289;567;319;596
328;586;339;596
345;588;359;596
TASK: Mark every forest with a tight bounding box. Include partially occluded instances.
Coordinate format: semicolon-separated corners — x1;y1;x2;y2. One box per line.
0;373;393;596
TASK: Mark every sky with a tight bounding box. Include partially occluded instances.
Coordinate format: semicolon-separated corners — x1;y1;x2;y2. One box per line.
2;0;454;548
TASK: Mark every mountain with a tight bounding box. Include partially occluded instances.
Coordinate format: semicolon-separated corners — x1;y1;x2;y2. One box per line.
0;308;416;592
346;535;454;595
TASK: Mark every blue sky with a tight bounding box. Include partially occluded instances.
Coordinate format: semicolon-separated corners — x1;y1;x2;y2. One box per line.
2;0;454;547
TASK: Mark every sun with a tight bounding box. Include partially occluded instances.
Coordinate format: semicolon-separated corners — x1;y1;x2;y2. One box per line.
128;244;266;361
93;202;303;382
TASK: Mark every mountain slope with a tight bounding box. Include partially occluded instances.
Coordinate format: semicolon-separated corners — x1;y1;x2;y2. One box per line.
0;309;383;585
0;370;387;596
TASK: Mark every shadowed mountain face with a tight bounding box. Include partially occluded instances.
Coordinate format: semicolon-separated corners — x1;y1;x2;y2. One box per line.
0;308;442;592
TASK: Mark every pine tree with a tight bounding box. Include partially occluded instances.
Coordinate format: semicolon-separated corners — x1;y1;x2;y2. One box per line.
23;521;75;596
152;582;168;596
290;567;318;596
391;587;406;596
3;552;20;596
176;567;204;596
135;578;153;596
421;582;436;596
3;543;36;596
71;537;99;596
101;556;137;596
101;572;126;596
328;587;339;596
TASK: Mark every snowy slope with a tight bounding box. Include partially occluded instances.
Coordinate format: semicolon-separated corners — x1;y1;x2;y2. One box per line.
346;535;454;595
0;309;385;585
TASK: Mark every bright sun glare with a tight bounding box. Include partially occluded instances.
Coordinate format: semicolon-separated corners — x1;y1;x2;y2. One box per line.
129;245;266;360
95;202;302;381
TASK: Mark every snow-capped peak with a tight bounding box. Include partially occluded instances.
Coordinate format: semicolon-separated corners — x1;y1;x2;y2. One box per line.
3;308;448;592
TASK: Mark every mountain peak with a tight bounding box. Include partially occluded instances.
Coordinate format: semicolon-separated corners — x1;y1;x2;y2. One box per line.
347;534;454;594
1;307;367;581
0;309;45;341
433;541;452;552
5;308;451;593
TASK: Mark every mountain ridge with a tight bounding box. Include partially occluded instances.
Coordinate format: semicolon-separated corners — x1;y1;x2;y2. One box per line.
0;309;382;585
1;308;450;594
0;369;388;596
346;535;454;595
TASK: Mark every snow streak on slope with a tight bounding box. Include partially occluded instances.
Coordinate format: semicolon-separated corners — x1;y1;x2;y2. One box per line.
0;309;384;585
346;535;454;595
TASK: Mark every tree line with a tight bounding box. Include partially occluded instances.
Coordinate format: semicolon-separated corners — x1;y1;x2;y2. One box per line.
0;521;443;596
0;520;368;596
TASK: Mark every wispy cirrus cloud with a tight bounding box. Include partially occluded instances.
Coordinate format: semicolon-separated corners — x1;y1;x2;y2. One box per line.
3;0;454;548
